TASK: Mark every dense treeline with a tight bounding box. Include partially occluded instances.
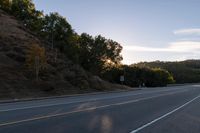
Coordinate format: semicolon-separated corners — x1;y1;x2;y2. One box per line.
0;0;174;87
135;60;200;84
101;65;174;87
0;0;123;75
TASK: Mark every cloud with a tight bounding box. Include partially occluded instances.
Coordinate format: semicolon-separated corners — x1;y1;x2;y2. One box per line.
123;41;200;53
174;28;200;35
122;41;200;64
123;45;169;52
169;41;200;52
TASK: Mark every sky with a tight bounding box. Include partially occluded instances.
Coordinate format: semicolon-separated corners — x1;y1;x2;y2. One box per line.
33;0;200;64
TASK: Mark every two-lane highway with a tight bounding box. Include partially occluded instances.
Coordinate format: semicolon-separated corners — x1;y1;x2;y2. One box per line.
0;85;200;133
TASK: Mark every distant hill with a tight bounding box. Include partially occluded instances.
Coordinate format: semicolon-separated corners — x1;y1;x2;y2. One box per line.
0;9;129;100
134;60;200;84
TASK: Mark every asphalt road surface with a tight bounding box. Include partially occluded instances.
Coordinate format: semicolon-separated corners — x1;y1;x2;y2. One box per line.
0;85;200;133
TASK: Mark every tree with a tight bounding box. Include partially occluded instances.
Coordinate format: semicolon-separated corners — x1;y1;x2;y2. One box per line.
26;44;46;80
0;0;11;12
26;10;44;34
2;0;124;81
11;0;35;21
78;33;94;69
78;34;123;75
101;65;175;87
145;68;175;87
43;12;73;50
9;0;44;34
105;39;123;64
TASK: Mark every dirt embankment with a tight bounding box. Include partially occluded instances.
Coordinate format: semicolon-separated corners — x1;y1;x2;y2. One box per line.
0;10;130;100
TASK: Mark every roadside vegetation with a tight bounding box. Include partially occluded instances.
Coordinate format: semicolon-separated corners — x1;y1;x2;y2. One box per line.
26;44;47;80
135;60;200;84
101;65;175;87
0;0;175;88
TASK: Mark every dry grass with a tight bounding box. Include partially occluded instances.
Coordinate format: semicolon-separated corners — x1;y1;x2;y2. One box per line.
0;10;131;100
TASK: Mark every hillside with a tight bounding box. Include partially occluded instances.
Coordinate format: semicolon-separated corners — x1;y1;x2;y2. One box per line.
135;60;200;84
0;9;129;100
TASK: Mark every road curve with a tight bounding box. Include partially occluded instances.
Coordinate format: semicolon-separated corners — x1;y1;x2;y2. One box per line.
0;85;200;133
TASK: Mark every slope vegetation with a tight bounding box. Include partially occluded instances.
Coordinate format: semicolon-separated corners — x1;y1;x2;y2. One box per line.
0;10;129;100
135;60;200;84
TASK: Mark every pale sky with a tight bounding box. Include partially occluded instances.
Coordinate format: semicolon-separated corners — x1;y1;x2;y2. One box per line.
33;0;200;64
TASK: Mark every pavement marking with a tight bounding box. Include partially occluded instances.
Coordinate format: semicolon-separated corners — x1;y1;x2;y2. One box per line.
0;90;189;127
130;94;200;133
0;87;190;113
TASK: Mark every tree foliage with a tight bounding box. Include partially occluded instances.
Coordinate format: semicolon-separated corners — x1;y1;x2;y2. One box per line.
0;0;123;75
42;13;73;49
0;0;175;87
136;60;200;84
11;0;37;24
26;44;46;80
0;0;11;12
101;65;175;87
78;33;123;75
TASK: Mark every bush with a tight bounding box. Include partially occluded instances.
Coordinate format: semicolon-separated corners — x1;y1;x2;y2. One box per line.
26;44;46;80
101;65;175;87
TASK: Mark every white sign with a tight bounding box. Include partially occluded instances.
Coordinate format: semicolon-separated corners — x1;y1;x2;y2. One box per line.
120;75;124;82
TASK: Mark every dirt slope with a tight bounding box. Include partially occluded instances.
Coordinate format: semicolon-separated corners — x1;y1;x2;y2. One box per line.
0;10;130;100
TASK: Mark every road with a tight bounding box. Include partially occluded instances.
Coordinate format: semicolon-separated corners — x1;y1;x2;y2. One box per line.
0;85;200;133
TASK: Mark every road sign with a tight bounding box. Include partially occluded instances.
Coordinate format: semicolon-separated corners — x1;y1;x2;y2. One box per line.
120;75;124;82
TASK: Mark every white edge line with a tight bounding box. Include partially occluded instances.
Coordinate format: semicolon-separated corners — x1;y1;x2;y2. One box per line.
130;94;200;133
0;87;188;112
0;90;188;127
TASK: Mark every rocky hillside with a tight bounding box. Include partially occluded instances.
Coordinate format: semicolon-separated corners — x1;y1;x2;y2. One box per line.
0;10;129;100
